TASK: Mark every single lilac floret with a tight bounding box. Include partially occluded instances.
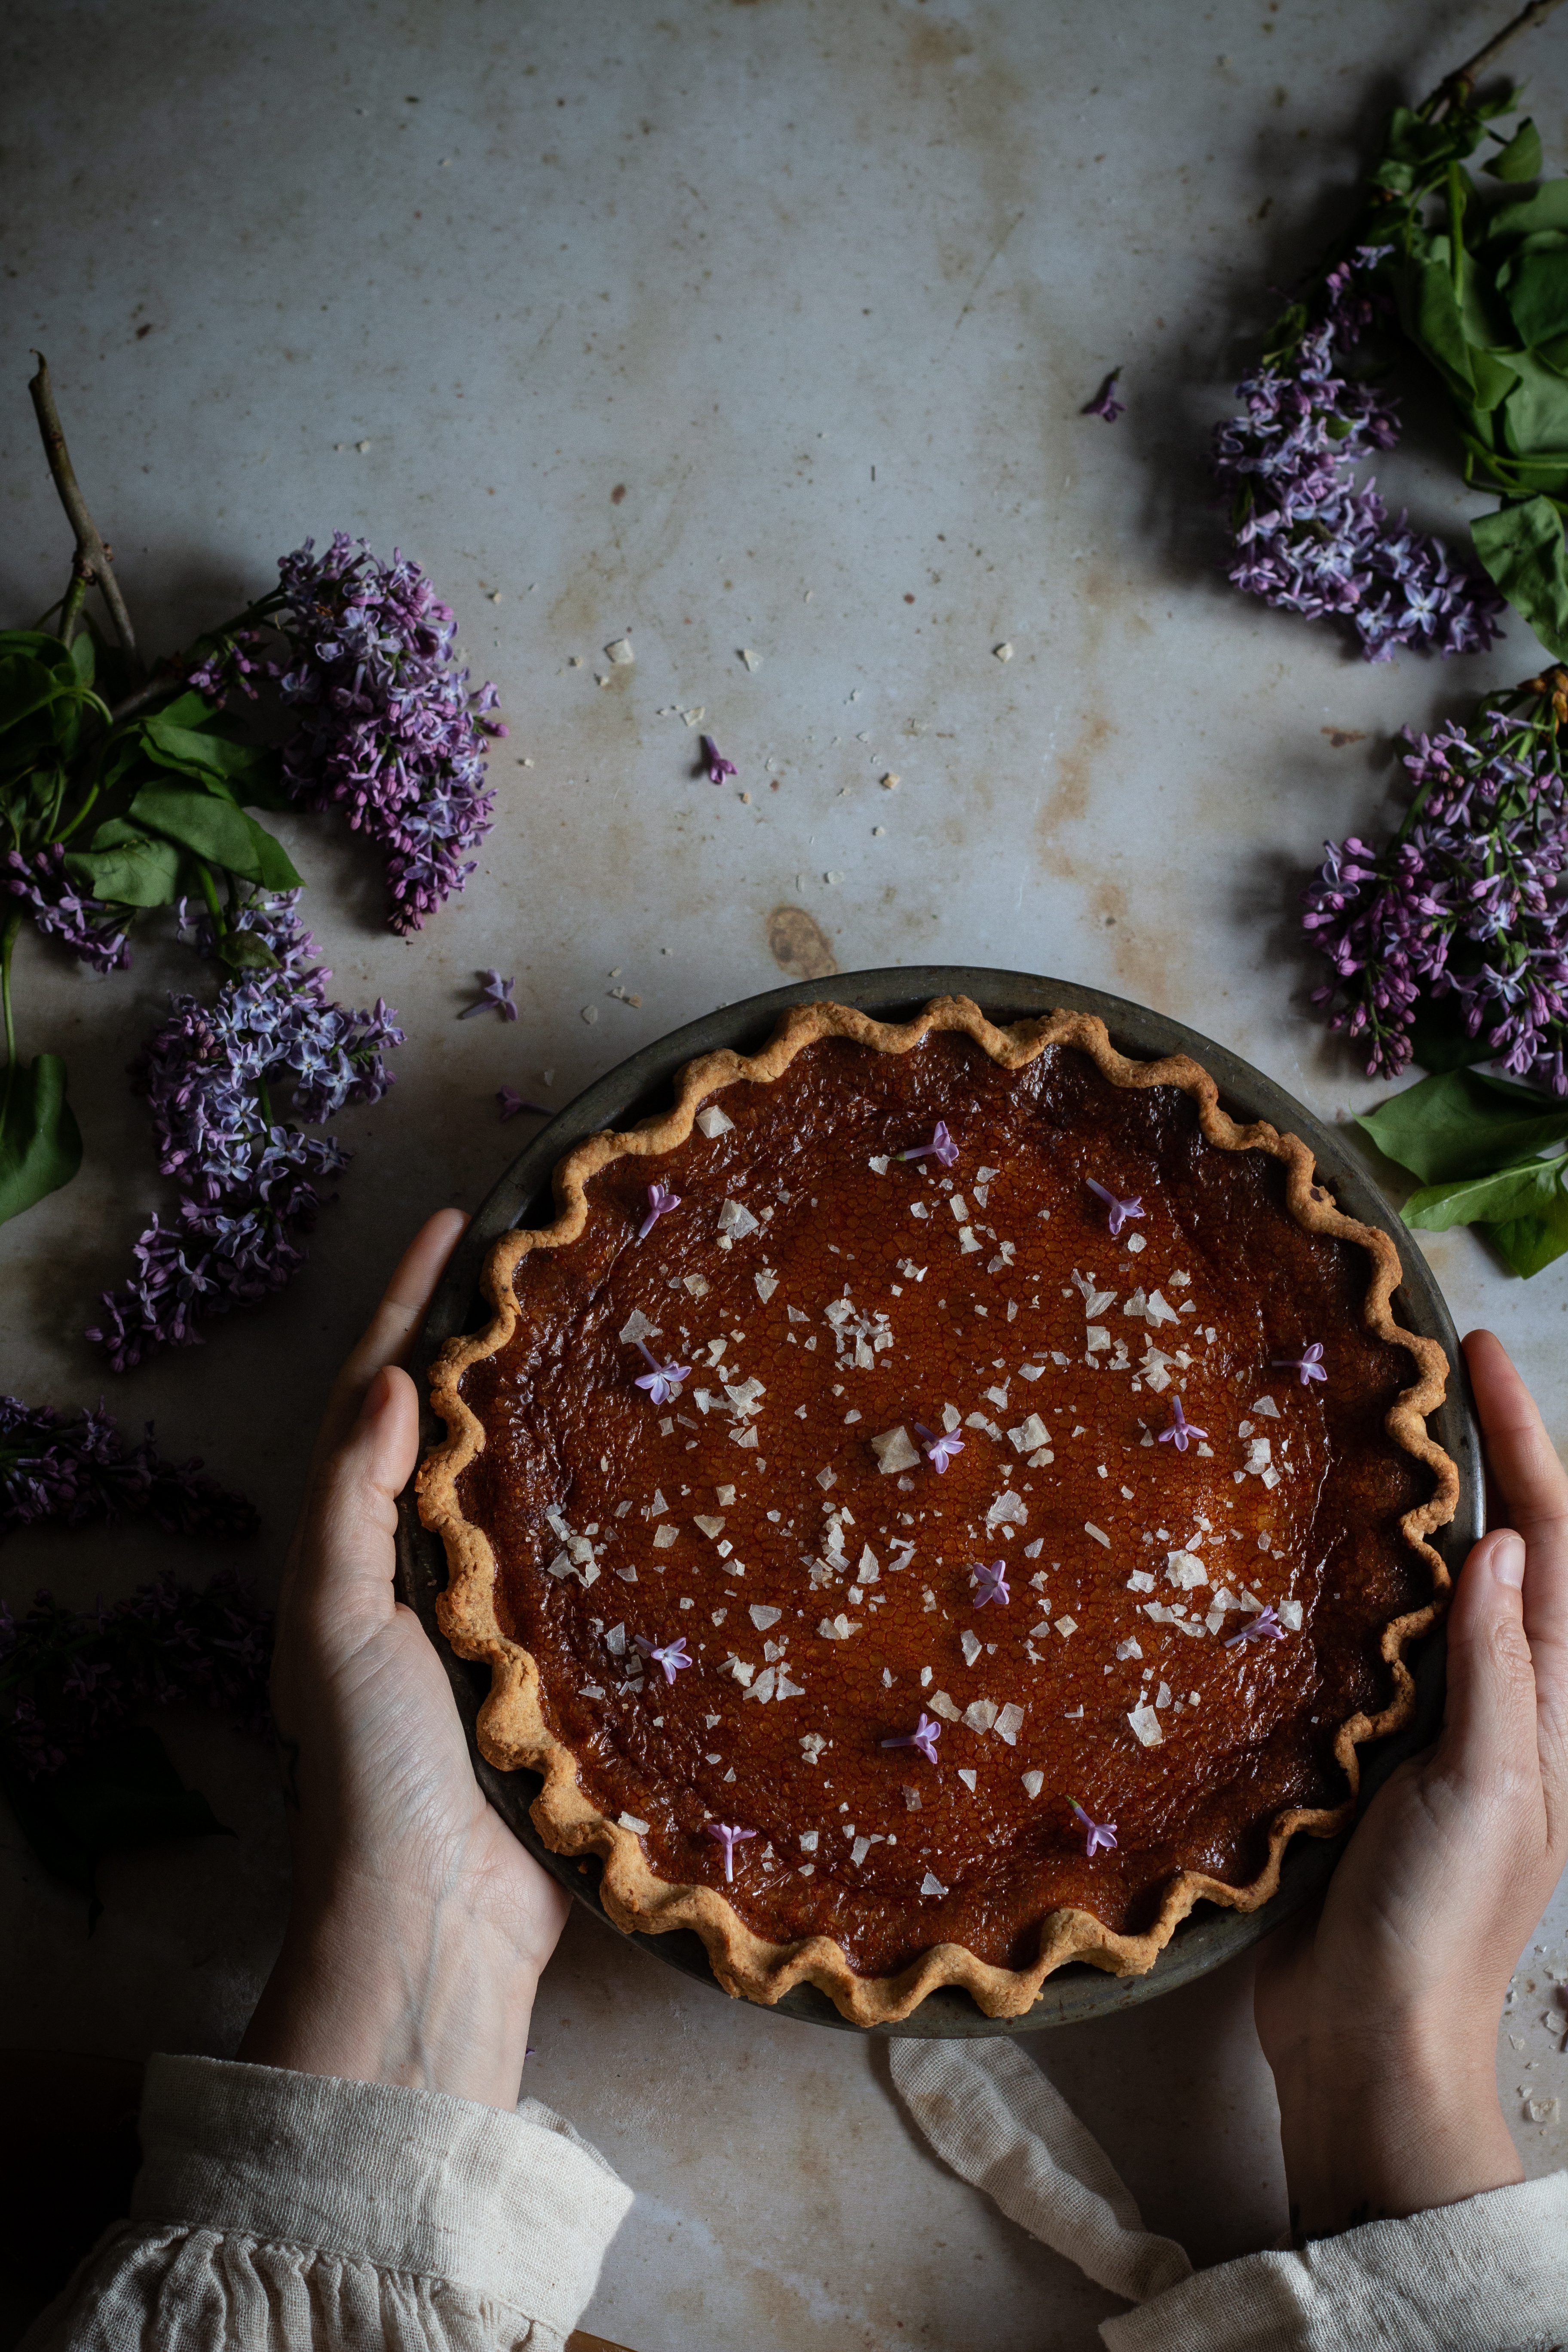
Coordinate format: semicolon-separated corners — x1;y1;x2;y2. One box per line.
1072;1801;1118;1857
914;1421;965;1474
1086;1178;1145;1237
1157;1396;1207;1452
881;1712;942;1767
706;1820;757;1881
459;969;517;1022
634;1339;692;1405
971;1559;1010;1608
637;1181;681;1241
700;734;737;786
1272;1342;1327;1386
900;1120;958;1169
497;1087;549;1121
1227;1605;1285;1651
634;1633;692;1686
1084;371;1124;423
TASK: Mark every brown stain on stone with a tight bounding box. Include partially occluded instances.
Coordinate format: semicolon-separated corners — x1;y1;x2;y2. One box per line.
1322;726;1366;748
1038;709;1113;879
767;905;837;980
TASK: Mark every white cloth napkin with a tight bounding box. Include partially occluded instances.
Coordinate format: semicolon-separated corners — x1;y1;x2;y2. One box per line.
887;2037;1193;2305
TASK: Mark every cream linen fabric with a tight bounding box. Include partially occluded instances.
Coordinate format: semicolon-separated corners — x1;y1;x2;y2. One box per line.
891;2037;1568;2351
20;2053;633;2352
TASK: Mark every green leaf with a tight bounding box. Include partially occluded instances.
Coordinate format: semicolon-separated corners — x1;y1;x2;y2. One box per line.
0;1053;83;1225
128;782;303;889
1485;181;1568;248
1498;346;1568;459
1484;1179;1568;1276
1486;118;1543;182
65;822;184;909
1398;246;1481;401
0;1726;231;1908
1357;1068;1568;1183
215;928;281;974
68;631;95;686
1499;230;1568;349
1471;495;1568;657
1403;1155;1568;1231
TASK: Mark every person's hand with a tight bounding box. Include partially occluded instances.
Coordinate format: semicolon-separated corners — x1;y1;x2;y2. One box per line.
1254;1328;1568;2241
239;1210;570;2110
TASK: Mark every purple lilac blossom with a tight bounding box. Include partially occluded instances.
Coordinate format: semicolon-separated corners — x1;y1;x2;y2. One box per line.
0;1571;272;1780
87;893;403;1369
1084;371;1124;422
881;1712;942;1767
634;1634;692;1686
699;735;737;785
4;846;131;976
900;1120;958;1168
459;969;517;1021
0;1396;258;1543
1303;698;1568;1087
971;1559;1010;1608
1213;248;1504;664
1272;1343;1327;1386
1086;1179;1145;1237
1157;1396;1207;1451
1071;1802;1118;1857
637;1182;680;1241
705;1821;756;1880
1227;1605;1286;1651
273;534;504;934
633;1341;691;1406
915;1422;965;1474
496;1087;549;1121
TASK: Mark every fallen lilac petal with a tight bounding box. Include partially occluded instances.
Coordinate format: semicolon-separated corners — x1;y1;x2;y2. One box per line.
634;1633;692;1685
459;969;517;1021
900;1119;959;1168
637;1181;681;1241
699;734;738;786
633;1338;692;1405
1072;1801;1118;1856
1083;371;1124;423
1227;1606;1285;1650
1157;1396;1207;1452
1086;1177;1145;1237
1272;1342;1327;1386
706;1820;757;1881
914;1421;965;1474
971;1559;1010;1608
497;1088;549;1121
881;1712;942;1767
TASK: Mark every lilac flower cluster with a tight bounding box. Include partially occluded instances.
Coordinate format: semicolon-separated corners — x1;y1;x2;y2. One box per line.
1304;687;1568;1087
273;533;505;934
1214;248;1505;662
0;1571;272;1781
4;844;131;975
88;893;404;1367
1;1396;258;1543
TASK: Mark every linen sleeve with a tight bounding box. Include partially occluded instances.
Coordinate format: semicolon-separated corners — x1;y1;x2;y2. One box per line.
19;2052;634;2352
1099;2170;1568;2352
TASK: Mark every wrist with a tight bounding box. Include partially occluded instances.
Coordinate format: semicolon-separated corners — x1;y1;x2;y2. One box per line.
240;1876;542;2111
1271;2016;1520;2243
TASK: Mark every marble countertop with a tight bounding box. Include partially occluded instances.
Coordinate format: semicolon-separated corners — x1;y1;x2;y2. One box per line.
3;3;1566;2345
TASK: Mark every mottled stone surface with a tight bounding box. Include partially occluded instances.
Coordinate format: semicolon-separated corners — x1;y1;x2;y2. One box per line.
2;2;1566;2346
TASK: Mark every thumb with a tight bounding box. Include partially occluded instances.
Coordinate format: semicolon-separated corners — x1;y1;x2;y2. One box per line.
1432;1527;1535;1806
284;1363;420;1632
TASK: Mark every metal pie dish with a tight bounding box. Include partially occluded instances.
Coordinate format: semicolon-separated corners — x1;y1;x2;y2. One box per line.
395;966;1482;2039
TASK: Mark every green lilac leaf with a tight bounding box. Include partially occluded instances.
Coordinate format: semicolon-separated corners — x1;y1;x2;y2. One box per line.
1484;1178;1568;1276
1498;347;1568;459
1402;1155;1568;1230
1485;181;1568;247
1470;495;1568;658
65;825;184;909
128;782;303;888
215;928;280;974
68;631;95;686
0;1053;83;1226
1486;118;1544;182
1499;232;1568;349
1358;1069;1568;1183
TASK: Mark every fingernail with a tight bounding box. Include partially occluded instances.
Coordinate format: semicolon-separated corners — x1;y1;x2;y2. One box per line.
1488;1530;1526;1589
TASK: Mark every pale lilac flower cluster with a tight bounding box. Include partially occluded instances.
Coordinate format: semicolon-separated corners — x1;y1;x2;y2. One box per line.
4;845;131;975
0;1571;272;1780
273;533;505;934
0;1396;258;1542
1214;249;1505;662
1304;701;1568;1088
88;894;404;1367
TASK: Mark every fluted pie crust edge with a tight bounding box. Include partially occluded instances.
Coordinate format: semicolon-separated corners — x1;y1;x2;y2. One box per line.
416;996;1459;2025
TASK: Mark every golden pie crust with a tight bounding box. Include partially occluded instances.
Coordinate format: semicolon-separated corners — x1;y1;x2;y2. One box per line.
417;996;1458;2024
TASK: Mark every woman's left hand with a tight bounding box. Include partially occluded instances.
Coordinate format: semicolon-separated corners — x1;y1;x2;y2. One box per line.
239;1210;570;2110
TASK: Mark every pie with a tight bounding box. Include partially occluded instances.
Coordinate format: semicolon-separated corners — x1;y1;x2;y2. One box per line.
417;997;1458;2025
